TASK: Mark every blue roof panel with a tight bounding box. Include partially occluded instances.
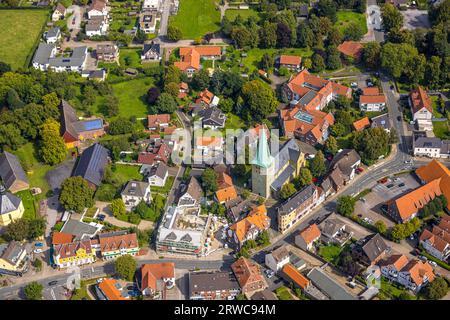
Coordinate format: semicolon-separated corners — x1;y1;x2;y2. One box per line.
82;119;103;131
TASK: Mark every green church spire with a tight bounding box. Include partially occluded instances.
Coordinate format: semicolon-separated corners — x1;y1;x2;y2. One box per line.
251;128;273;168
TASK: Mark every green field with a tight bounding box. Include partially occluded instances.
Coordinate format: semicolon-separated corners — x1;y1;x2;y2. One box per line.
0;9;49;70
275;286;295;300
335;11;368;35
225;9;260;22
111;78;154;118
240;48;312;73
113;164;143;182
169;0;221;39
318;244;342;264
16;190;37;220
433;121;450;139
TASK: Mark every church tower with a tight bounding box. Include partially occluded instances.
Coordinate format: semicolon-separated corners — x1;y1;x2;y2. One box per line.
251;129;275;198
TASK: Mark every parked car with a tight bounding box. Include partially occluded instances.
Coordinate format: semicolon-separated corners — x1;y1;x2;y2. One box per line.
48;280;58;286
398;183;405;187
97;214;106;221
387;184;394;188
418;255;428;262
397;116;401;121
378;177;388;184
33;249;43;254
429;261;437;267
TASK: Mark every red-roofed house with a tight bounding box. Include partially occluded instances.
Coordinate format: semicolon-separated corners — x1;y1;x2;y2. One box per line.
97;278;129;300
410;86;432;123
398;260;435;293
174;46;222;77
148;114;170;130
352;117;371;131
231;257;268;296
137;142;171;165
359;87;386;112
282;263;310;290
140;263;176;298
279;55;302;71
295;224;321;251
52;232;75;245
337;41;363;61
420;217;450;261
195;89;219;107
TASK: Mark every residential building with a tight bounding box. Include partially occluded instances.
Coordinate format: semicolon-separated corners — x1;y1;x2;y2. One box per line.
59;100;105;148
86;16;109;37
0;185;24;227
82;69;107;82
60;219;100;241
53;240;96;268
370;113;391;132
282;263;310;290
98;231;139;260
0;242;28;275
410;86;433;130
379;254;409;282
279;55;302;71
72;143;109;189
96;278;129;300
138;141;171;166
415;160;450;212
52;232;75;246
96;44;119;62
179;82;189;98
265;246;290;272
228;205;270;249
419;215;450;261
319;216;353;246
139;12;157;33
251;289;278;300
196;89;220;107
45;27;61;43
412;131;450;158
87;0;109;19
148;114;170;130
0;151;29;193
225;197;253;222
147;162;169;187
174;46;222;77
215;172;238;204
32;44;87;73
352;117;371;131
195;136;223;154
142;0;160;11
121;181;151;210
231;257;268;297
195;107;226;129
278;185;320;233
189;271;240;300
295;223;321;251
140;262;175;298
141;42;161;61
283;69;351;109
337;41;363;61
352;233;388;266
307;267;356;300
52;3;66;21
359;87;386;112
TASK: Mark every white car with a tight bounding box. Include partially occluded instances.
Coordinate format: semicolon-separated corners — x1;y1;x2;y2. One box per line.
429;261;437;267
33;249;43;254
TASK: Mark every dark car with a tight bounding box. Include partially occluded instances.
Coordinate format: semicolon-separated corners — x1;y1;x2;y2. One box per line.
97;214;106;221
72;17;76;25
397;116;401;121
387;184;394;188
48;280;58;286
398;183;405;187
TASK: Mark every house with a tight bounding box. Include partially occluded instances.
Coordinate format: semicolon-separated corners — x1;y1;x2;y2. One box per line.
174;46;222;77
379;254;409;282
370;113;391;132
319;217;353;246
32;44;87;73
59;100;105;148
419;215;450;261
141;42;161;61
82;69;107;82
352;233;388;266
278;184;321;233
96;278;129;300
121;181;151;210
138;141;171;166
215;172;238;204
140;263;175;298
195;107;226;129
225;197;253;222
265;246;290;272
98;231;139;260
189;271;241;300
321;149;361;196
52;232;75;246
283;69;351;109
251;289;278;300
72;143;109;189
148;114;170;130
279;105;334;145
147;162;169;187
179;82;189;98
413;135;444;158
178;177;203;207
282;263;310;291
295;223;321;251
195;136;223;154
0;185;24;227
307;267;356;300
0;241;28;275
53;240;96;268
52;3;66;21
87;0;109;19
228;205;270;249
0;151;29;193
45;27;61;44
139;12;157;33
352;117;370;132
86;16;109;37
231;257;268;297
337;41;363;61
143;0;160;11
415;160;450;212
60;219;101;241
96;44;119;62
410;86;433;130
196;89;220;107
32;43;57;71
279;55;302;71
359;87;386;112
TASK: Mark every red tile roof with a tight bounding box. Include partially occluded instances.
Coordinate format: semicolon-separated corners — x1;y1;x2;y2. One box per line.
231;257;267;291
337;41;363;59
175;47;222;72
148;114;170;128
410;86;432;114
360;95;386;104
299;224;321;245
52;232;75;245
415;160;450;212
141;262;175;291
280;55;301;66
282;263;310;289
230;205;270;242
362;87;380;95
352;117;371;131
98;278;127;300
99;233;138;253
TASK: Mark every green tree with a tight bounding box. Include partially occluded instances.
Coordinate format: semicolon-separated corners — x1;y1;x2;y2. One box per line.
260;53;274;71
3;219;29;241
42;92;60;110
326;46;342;70
156;93;177;114
343;21;365;41
108;117;134;135
423;277;449;300
362;42;381;70
353;127;390;163
114;254;137;281
375;220;387;234
258;22;277;48
398;292;415;300
24;282;43;300
110;198;126;217
167;25;183;41
39;119;67;165
294;167;313;189
201;168;218;193
316;0;337;22
0;123;26;150
231;27;256;48
191;69;210;91
381;3;404;32
280;183;296;200
240;80;278;124
257;230;270;247
325;136;338;155
59;177;94;213
337;195;355;217
311;53;326;72
309;151;326;178
297;22;314;48
28;218;46;240
218;98;233;113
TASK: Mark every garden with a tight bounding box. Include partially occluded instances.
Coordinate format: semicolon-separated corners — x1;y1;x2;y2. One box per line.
335;10;368;36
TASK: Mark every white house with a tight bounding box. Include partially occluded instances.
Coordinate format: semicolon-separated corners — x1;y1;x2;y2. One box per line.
86;16;109;37
142;0;160;11
295;224;321;251
265;246;290;272
45;27;61;44
177;177;203;207
52;3;66;21
121;181;151;210
141;42;161;61
87;0;109;19
410;87;433;129
147;162;168;187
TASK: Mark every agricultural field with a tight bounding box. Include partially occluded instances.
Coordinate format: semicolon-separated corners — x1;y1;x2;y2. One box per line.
0;9;49;70
335;11;368;36
169;0;221;39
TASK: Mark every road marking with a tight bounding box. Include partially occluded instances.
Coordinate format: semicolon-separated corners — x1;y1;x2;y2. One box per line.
51;289;56;300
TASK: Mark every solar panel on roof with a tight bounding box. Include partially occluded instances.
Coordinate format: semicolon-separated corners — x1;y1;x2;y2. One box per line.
82;119;103;131
294;111;314;124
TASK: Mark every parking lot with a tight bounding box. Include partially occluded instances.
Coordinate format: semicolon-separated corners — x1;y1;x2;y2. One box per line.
354;174;421;227
401;9;430;30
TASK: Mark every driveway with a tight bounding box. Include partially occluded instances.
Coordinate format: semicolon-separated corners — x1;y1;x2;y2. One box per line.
67;5;82;36
401;9;431;30
44;195;62;238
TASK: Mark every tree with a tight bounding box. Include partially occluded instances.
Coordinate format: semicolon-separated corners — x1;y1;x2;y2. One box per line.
108;117;134;135
114;254;137;281
156;93;177;114
337;196;355;217
258;22;277;48
423;277;448;300
24;282;43;300
343;21;365;41
147;87;161;105
201;168;218;193
260;53;274;71
398;292;415;300
309;151;326;178
338;251;360;276
167;25;182;41
101;95;119;117
28;218;46;240
381;42;419;79
325;136;338;155
280;183;296;200
3;219;29;241
231;27;255;48
191;69;210;91
257;230;270;247
276;23;292;48
0;61;11;76
294;167;313;189
311;53;326;72
240;80;278;124
353;127;390;163
326;46;342;70
218;98;233;113
375;220;387;234
39;119;67;166
362;42;381;70
381;3;404;32
83;85;96;106
110;198;126;217
7;88;25;110
424;56;442;89
316;0;337;22
59;177;94;213
221;16;233;36
328;27;343;46
297;22;314;48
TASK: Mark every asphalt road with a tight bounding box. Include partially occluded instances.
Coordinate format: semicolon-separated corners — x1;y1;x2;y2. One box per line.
158;0;172;36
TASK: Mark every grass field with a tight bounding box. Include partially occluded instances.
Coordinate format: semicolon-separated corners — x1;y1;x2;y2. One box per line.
16;190;37;220
335;11;368;36
225;9;260;22
431;95;444;118
169;0;221;39
275;286;295;300
239;48;313;73
433;121;450;139
113;164;143;182
318;244;342;264
0;9;49;70
111;78;154;118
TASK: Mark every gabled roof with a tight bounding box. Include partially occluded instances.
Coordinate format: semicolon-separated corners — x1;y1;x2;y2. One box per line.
54;240;93;259
362;87;380;95
180;177;203;203
55;3;66;12
141;262;175;291
148;162;168;180
329;149;361;177
280;55;301;66
269;246;289;263
230;205;270;242
98;278;128;300
353;117;370;131
88;0;107;12
99;232;138;252
121;181;149;198
410;86;432;114
278;184;317;216
52;232;75;245
0;151;29;190
148;114;170;127
231;257;267;290
361;233;388;262
401;260;435;286
379;254;409;271
216;185;238;203
189;271;240;295
337;41;363;59
0;188;22;215
142;42;161;56
174;46;221;71
299;224;321;245
360;95;386;104
72;143;109;187
282;263;310;289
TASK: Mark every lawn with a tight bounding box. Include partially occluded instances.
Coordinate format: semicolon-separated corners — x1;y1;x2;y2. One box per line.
15;190;37;220
111;78;154;118
0;9;49;69
151;176;175;195
380;277;415;300
275;286;295;300
225;113;247;130
224;9;261;22
112;164;143;182
119;48;143;69
169;0;221;39
335;11;368;36
318;244;343;264
431;95;444;118
433;121;450;139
